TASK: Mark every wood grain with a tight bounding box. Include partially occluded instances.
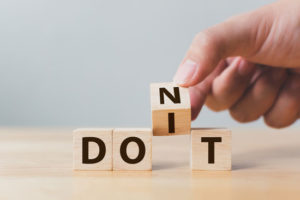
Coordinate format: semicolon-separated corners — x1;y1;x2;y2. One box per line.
0;127;300;200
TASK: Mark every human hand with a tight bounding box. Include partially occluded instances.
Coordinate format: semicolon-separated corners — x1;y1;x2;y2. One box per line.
173;0;300;128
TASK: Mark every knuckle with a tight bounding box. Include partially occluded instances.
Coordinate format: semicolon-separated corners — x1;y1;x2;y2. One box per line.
263;116;288;129
205;96;228;112
289;75;300;91
263;96;300;129
229;108;259;123
229;109;249;123
287;98;300;113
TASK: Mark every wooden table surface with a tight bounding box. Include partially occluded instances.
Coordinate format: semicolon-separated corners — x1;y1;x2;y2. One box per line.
0;127;299;200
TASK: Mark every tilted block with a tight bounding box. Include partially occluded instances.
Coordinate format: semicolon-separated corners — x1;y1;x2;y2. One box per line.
113;128;152;171
150;82;191;136
191;128;231;170
73;128;113;170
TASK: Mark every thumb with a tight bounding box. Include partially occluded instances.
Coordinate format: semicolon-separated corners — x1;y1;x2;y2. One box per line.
173;4;274;87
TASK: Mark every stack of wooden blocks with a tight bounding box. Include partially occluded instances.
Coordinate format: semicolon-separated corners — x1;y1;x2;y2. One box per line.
73;82;231;171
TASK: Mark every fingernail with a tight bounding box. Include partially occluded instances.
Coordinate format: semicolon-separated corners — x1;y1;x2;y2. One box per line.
238;60;255;76
173;59;198;85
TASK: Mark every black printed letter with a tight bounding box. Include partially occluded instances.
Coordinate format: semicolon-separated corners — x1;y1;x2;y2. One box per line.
168;112;175;133
201;137;222;164
120;137;146;164
159;87;181;104
82;137;106;164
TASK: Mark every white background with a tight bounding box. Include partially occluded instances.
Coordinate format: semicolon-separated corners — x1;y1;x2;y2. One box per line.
0;0;298;130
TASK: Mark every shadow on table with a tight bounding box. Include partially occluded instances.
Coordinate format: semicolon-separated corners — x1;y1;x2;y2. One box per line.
233;144;300;170
153;161;188;170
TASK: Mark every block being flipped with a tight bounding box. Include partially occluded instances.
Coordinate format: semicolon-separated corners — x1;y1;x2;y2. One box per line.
150;82;191;136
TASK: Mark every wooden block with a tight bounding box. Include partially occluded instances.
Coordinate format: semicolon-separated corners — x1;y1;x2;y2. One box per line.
150;82;191;136
113;128;152;171
73;128;113;170
191;128;231;170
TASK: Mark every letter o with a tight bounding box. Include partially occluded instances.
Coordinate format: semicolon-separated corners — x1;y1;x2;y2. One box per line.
120;137;146;164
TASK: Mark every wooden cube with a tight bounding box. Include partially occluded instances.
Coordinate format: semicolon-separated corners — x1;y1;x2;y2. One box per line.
73;128;113;170
191;128;231;170
150;82;191;136
113;128;152;171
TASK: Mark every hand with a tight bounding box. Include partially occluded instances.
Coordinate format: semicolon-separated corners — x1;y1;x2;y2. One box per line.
173;0;300;128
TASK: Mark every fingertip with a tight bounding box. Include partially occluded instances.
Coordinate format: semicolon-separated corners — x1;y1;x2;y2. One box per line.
174;31;223;87
191;113;198;121
173;59;199;87
189;86;206;121
191;103;201;121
